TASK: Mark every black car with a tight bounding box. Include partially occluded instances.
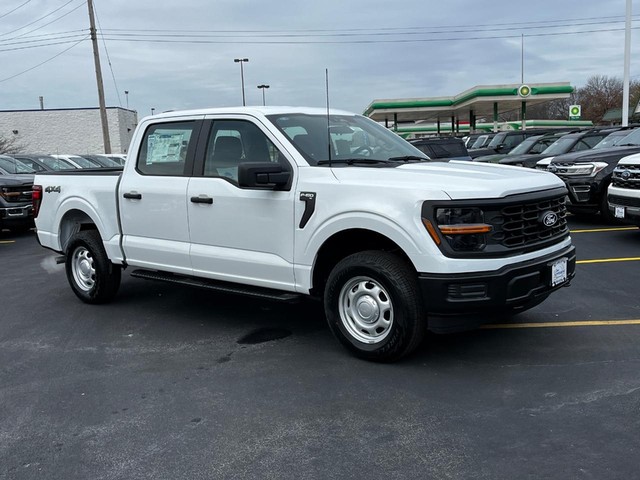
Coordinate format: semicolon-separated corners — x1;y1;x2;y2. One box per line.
468;133;496;149
474;132;572;163
0;155;36;175
409;137;470;160
499;128;620;169
468;130;548;159
546;128;640;221
10;154;77;172
0;173;34;233
77;154;122;168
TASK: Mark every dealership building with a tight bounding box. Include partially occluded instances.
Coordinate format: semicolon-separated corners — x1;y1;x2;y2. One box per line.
0;107;138;154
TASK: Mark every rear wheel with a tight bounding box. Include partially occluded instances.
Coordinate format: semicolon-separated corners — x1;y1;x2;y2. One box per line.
65;230;121;304
324;251;426;362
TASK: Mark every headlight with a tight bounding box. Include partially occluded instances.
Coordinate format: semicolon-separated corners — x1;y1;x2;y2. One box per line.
558;162;608;176
422;207;491;252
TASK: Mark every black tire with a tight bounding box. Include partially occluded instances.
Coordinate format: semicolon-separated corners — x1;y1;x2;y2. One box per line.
324;251;426;362
65;230;121;304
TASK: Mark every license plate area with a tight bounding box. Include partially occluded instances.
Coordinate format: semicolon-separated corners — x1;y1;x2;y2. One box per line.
614;206;625;219
550;258;568;287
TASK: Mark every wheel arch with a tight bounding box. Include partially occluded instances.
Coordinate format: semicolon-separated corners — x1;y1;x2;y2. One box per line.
58;208;101;253
310;228;416;296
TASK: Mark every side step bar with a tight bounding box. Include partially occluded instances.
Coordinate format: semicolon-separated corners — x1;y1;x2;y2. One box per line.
130;269;301;302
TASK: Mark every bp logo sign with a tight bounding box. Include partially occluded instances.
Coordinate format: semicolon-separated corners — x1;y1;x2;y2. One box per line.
569;105;581;120
518;85;531;97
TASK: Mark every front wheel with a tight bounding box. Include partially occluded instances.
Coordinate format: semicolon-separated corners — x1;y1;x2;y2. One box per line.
65;230;121;304
324;251;426;362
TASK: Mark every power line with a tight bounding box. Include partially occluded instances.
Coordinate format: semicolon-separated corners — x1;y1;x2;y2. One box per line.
7;1;86;40
0;37;86;52
0;32;88;48
97;25;640;45
0;35;88;82
0;0;32;20
0;28;87;43
0;0;78;37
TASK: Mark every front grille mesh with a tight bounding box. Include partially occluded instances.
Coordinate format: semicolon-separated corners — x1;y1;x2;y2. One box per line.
1;186;32;203
612;165;640;189
486;195;568;249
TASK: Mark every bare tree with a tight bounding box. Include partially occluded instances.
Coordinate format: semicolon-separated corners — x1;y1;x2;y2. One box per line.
0;135;25;154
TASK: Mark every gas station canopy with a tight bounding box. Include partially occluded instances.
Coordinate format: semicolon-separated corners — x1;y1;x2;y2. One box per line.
363;82;574;126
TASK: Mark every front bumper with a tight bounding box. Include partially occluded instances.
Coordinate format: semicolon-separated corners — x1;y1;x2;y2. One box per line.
0;204;33;226
608;185;640;225
418;244;576;315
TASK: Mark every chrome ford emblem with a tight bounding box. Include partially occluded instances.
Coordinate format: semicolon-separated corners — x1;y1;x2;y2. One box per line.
621;169;631;180
541;211;558;227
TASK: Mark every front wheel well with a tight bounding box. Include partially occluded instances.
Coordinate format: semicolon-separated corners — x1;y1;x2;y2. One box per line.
311;229;415;296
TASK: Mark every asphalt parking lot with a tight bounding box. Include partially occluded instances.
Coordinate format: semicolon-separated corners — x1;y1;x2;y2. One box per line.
1;217;639;480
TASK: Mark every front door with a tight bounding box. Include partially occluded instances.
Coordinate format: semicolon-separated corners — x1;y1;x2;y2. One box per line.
186;117;297;291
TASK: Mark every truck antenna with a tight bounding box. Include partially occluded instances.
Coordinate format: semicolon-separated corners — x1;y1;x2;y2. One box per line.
325;68;332;168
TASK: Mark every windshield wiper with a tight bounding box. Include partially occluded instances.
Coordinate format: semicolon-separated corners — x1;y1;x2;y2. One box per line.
618;143;640;147
386;155;431;162
316;158;392;166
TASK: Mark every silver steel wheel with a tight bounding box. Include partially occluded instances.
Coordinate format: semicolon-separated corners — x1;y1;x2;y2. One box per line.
71;245;96;292
338;276;394;344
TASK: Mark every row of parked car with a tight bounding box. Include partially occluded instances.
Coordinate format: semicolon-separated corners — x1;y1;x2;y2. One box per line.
410;126;640;226
0;153;125;233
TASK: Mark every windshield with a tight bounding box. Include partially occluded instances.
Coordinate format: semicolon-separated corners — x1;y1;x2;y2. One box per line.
470;135;488;149
487;132;507;148
69;155;100;168
41;156;76;170
266;113;427;165
0;157;35;174
508;136;541;155
615;128;640;146
593;131;628;149
542;137;577;155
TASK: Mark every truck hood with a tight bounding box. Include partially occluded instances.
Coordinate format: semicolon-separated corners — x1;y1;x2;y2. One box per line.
550;146;640;165
331;160;564;200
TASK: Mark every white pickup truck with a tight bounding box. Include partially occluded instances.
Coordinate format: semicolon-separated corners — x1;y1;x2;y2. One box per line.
608;152;640;225
34;107;575;361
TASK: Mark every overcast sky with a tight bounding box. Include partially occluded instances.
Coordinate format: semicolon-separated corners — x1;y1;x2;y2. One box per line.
1;0;639;117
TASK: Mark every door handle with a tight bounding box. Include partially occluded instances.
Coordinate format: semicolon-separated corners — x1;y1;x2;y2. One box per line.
190;195;213;204
123;192;142;200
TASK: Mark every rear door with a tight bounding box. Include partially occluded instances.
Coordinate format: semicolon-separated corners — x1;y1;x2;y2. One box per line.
119;118;202;274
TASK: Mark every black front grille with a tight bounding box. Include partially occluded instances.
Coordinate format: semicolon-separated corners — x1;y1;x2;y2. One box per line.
609;194;640;208
1;186;32;203
487;195;568;249
612;165;640;189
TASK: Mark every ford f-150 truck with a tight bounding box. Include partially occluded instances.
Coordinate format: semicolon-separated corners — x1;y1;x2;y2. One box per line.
33;107;576;361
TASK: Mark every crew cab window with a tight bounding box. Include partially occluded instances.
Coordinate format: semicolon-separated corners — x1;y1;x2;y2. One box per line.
203;120;288;183
137;122;195;176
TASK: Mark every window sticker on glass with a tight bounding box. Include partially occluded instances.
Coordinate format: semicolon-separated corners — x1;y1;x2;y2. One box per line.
146;132;188;165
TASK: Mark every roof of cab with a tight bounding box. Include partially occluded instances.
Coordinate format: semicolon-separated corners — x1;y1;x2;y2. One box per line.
140;106;358;122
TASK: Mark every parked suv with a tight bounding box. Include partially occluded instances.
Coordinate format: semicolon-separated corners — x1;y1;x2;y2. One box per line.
499;128;619;168
469;130;547;159
409;137;470;160
546;128;640;221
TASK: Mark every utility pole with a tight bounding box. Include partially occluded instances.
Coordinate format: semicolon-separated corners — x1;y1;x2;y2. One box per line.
87;0;111;153
622;0;632;127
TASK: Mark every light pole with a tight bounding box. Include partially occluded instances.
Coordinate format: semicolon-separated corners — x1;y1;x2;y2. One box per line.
151;107;155;115
257;84;270;106
124;90;129;109
234;58;249;106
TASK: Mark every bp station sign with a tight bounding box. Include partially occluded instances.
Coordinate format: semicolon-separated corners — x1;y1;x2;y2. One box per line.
569;105;582;120
518;85;531;97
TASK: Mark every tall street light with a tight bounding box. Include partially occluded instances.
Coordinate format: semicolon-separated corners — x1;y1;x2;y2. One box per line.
234;58;249;106
124;90;129;109
257;84;270;106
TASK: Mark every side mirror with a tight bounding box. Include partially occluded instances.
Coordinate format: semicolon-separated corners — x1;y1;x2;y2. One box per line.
495;143;507;152
238;162;291;190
